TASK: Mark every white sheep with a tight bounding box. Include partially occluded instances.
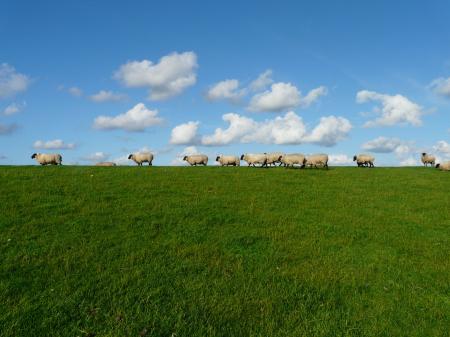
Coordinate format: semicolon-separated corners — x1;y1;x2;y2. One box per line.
436;161;450;171
421;153;435;167
183;154;208;166
128;152;154;166
279;153;305;168
265;152;284;166
353;154;375;168
240;153;268;167
31;153;62;165
95;162;116;166
216;155;240;166
304;154;329;169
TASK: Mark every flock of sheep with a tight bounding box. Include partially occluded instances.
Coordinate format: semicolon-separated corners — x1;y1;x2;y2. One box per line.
29;151;450;170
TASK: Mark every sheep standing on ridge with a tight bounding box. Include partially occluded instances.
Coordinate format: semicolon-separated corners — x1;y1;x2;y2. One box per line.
265;152;284;166
183;154;208;166
353;154;375;168
421;153;435;167
240;153;268;167
31;153;62;165
128;153;154;166
279;154;305;168
436;162;450;171
304;154;329;169
216;155;240;166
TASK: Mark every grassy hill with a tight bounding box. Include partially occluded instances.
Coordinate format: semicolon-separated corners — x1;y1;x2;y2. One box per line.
0;166;449;336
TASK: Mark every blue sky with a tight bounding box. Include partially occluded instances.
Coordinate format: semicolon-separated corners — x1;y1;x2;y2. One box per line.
1;0;450;166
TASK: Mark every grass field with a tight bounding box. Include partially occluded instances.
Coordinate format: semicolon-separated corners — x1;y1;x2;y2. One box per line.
0;166;449;337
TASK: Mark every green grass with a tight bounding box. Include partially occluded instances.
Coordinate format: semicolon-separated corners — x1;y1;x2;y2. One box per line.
0;166;449;337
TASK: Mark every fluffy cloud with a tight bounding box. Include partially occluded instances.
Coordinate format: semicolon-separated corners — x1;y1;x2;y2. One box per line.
201;111;351;146
90;90;127;103
328;154;354;165
433;140;450;154
171;146;200;165
83;152;109;162
249;69;273;92
303;116;352;146
205;79;245;103
0;64;31;99
429;77;450;98
93;103;163;132
170;121;199;145
356;90;424;127
400;157;419;166
2;102;25;115
33;139;76;150
362;136;419;165
248;82;327;112
114;51;198;100
362;137;412;154
0;123;18;135
68;86;83;97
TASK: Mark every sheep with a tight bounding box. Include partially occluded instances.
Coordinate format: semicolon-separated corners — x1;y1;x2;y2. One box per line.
240;153;268;167
353;154;375;168
279;153;305;168
31;153;62;165
128;152;154;166
216;155;240;166
265;152;284;166
304;154;329;169
183;154;208;166
421;153;435;167
436;161;450;171
95;162;116;166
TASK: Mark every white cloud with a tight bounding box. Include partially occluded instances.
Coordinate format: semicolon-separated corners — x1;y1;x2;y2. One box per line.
201;111;351;146
356;90;424;127
400;157;419;166
0;154;6;160
249;69;273;92
112;155;131;166
429;77;450;98
362;136;426;166
2;102;25;115
68;86;83;97
248;82;327;112
33;139;76;150
362;137;410;153
329;154;354;165
303;116;352;146
93;103;163;132
0;123;18;135
0;63;31;99
362;137;417;165
114;51;198;100
205;79;246;103
170;121;199;145
433;140;450;154
171;146;199;165
90;90;127;103
83;152;109;162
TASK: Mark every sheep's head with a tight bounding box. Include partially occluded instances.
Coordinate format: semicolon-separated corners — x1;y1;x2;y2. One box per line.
240;154;245;160
31;153;37;159
353;155;357;161
215;156;220;162
278;155;283;161
436;164;440;168
422;152;426;156
182;156;188;161
127;154;133;160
